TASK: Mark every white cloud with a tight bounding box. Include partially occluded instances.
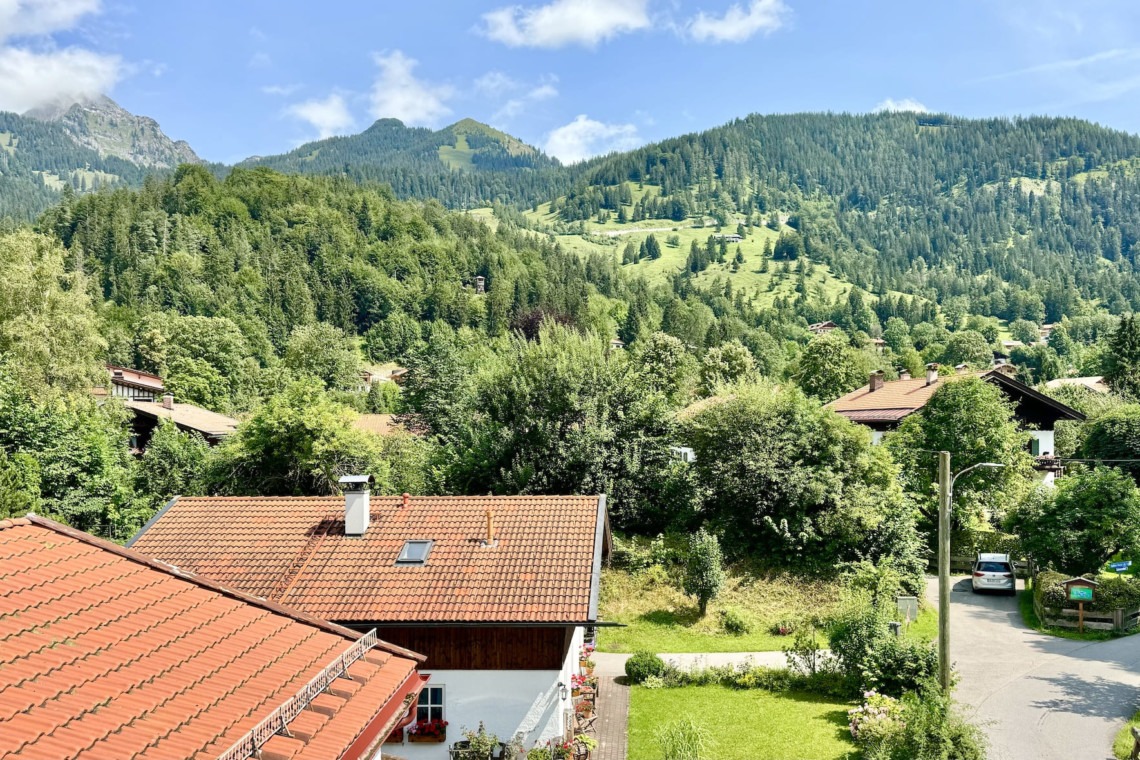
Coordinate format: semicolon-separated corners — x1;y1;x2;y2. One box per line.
474;70;519;96
482;0;651;49
248;51;271;69
687;0;789;43
0;0;101;40
285;93;354;139
0;0;122;113
262;83;302;96
493;81;559;124
369;50;453;127
545;114;641;163
873;97;930;113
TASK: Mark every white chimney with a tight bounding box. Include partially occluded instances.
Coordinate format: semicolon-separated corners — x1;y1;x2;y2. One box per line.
925;363;940;386
162;392;174;409
899;369;912;380
339;475;374;536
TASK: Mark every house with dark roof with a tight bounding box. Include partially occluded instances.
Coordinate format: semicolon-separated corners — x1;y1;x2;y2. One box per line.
0;514;426;760
829;364;1084;483
129;483;611;756
106;364;164;400
123;392;239;448
808;320;839;335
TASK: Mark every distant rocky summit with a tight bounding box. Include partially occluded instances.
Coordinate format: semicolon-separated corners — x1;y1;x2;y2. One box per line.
26;95;199;169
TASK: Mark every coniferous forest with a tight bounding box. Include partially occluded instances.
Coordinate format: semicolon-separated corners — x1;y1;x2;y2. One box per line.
4;109;1140;566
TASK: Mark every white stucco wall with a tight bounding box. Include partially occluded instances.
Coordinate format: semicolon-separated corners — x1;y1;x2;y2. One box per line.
870;430;885;445
1028;429;1055;457
386;627;585;760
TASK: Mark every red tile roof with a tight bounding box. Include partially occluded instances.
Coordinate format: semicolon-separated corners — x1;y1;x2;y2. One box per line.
828;368;1084;425
130;495;609;624
0;516;425;760
829;372;970;420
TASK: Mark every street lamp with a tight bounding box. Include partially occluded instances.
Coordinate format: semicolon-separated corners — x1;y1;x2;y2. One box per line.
938;454;1005;694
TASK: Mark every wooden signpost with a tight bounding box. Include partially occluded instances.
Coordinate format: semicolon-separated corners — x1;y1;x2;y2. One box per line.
1062;578;1098;633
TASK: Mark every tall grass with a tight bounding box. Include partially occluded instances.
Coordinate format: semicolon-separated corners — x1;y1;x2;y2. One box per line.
655;717;712;760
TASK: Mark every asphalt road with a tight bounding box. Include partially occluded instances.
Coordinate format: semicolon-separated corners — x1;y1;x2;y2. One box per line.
935;576;1140;760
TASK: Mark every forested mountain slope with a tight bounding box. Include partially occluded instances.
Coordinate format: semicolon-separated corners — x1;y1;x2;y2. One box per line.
541;113;1140;321
0;97;199;220
242;117;580;208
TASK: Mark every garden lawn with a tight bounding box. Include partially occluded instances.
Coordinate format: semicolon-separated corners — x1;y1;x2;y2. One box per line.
598;568;935;653
629;685;859;760
597;568;844;653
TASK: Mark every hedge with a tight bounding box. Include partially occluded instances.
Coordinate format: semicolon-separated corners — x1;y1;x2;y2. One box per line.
1034;571;1140;612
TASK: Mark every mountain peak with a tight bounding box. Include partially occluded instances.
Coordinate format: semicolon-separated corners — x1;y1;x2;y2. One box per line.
24;95;199;169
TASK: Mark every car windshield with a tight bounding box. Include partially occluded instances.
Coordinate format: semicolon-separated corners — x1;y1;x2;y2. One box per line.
977;562;1011;573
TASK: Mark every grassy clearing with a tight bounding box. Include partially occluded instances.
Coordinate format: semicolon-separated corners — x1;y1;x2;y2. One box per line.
522;190;855;309
598;568;843;653
438;133;474;171
629;685;859;760
598;567;935;653
1113;710;1140;759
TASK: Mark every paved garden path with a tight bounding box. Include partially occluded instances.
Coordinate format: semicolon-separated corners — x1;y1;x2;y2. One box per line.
594;677;629;760
931;575;1140;760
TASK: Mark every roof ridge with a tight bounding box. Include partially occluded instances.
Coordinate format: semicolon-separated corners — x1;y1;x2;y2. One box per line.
0;517;32;530
20;515;424;662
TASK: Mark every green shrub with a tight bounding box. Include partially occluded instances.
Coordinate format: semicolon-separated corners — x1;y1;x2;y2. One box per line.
1034;570;1067;608
1090;575;1140;612
729;665;796;691
718;606;752;635
643;674;666;689
640;564;671;587
655;717;711;760
769;618;797;636
851;683;987;760
829;606;937;697
625;650;667;684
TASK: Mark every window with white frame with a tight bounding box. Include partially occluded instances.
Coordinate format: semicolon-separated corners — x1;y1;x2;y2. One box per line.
417;685;445;723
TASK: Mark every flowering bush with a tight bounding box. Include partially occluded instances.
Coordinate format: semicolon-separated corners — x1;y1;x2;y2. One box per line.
550;740;574;760
408;719;448;738
848;691;904;744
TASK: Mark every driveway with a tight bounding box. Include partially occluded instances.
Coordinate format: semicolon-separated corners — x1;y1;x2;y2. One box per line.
934;576;1140;760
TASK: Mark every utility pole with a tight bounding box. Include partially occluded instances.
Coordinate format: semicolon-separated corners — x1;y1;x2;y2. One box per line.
938;450;952;694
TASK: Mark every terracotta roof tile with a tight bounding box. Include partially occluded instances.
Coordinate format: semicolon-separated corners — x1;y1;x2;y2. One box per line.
0;516;424;760
131;495;606;623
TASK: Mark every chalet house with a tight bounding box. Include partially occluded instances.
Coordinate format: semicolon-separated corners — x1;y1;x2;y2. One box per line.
808;321;838;335
106;364;164;400
361;364;410;390
129;484;611;757
829;364;1084;483
1045;376;1109;394
0;514;427;760
123;392;238;449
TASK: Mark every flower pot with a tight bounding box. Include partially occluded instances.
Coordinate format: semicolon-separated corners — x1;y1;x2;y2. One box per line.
408;733;446;743
572;687;581;697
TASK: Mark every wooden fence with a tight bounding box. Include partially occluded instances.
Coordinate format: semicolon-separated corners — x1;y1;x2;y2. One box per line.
1033;594;1140;632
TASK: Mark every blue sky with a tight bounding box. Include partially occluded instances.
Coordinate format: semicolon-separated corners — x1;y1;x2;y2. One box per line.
5;0;1140;164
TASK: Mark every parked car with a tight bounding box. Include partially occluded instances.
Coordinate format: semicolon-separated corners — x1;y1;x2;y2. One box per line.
972;553;1016;595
